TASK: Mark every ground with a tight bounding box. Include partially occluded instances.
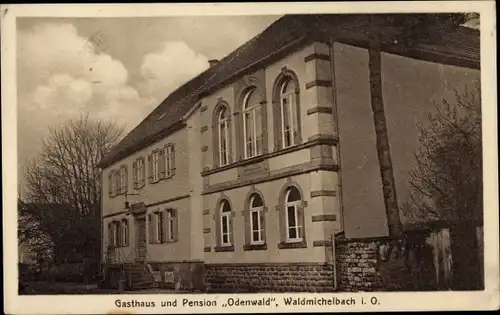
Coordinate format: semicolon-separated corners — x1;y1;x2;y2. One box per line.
20;281;177;294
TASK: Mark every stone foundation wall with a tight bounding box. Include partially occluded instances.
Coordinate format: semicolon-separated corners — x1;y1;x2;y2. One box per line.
149;261;205;291
336;237;433;292
335;239;384;291
205;263;335;293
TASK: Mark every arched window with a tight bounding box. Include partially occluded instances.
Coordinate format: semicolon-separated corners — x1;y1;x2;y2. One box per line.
243;88;263;158
220;200;232;246
285;186;303;242
249;194;264;244
280;79;298;148
218;107;230;166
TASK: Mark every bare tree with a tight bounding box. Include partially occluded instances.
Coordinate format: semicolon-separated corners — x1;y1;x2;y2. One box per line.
404;80;482;224
20;116;123;262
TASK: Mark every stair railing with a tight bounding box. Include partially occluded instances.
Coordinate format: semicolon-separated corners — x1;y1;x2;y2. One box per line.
142;252;158;288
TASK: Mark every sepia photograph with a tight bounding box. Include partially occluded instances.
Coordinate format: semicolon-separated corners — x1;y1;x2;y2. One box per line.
2;2;498;314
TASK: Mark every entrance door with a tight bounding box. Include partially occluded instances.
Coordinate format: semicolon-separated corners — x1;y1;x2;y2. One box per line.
135;218;147;261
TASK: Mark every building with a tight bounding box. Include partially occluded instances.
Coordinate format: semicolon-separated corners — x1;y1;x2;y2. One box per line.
97;14;480;292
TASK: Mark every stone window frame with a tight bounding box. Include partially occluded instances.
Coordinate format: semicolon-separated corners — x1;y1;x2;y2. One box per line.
234;76;268;162
212;99;233;168
272;67;302;152
276;180;308;249
242;188;268;251
214;194;235;252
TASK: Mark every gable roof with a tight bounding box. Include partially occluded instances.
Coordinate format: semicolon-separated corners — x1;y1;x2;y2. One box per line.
98;14;480;168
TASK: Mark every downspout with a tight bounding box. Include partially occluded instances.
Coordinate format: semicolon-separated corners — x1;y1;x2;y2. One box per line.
329;38;344;291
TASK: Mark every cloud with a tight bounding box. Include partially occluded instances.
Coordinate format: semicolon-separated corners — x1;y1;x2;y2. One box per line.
138;41;209;100
17;22;152;126
17;22;159;181
17;21;217;181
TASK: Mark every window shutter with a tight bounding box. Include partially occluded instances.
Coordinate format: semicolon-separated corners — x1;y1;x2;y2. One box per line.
141;158;146;187
122;219;128;246
159;149;165;179
115;172;120;195
115;221;123;246
152;213;158;244
148;214;154;244
108;173;113;197
124;166;128;193
162;211;168;243
107;222;113;249
132;161;137;189
147;154;153;183
172;209;179;242
171;145;176;175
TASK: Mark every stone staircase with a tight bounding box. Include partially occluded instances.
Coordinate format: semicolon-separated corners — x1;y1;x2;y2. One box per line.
123;263;156;291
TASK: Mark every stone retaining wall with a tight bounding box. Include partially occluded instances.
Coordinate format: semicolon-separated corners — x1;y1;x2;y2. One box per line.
205;263;335;293
149;261;205;291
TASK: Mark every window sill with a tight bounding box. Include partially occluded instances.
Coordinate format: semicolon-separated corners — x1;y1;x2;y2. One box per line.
214;245;234;252
150;240;178;245
278;241;307;249
243;243;267;251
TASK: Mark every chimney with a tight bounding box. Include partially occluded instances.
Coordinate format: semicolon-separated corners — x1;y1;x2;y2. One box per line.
209;59;219;67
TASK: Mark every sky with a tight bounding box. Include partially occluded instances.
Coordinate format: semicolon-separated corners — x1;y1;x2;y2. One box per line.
16;15;281;178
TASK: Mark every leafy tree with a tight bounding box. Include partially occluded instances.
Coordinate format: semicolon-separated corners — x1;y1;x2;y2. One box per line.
367;13;471;238
20;116;123;263
404;81;482;224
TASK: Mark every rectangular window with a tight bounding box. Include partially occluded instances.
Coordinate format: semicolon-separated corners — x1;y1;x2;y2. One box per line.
134;158;145;188
148;213;154;244
221;214;231;246
152;150;160;182
286;205;302;242
122;219;129;246
244;111;254;158
282;93;297;148
155;212;164;243
120;166;127;193
138;158;145;187
113;221;120;247
255;105;263;155
250;210;264;244
115;171;121;195
164;144;175;178
109;172;116;197
219;122;228;166
166;209;177;242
